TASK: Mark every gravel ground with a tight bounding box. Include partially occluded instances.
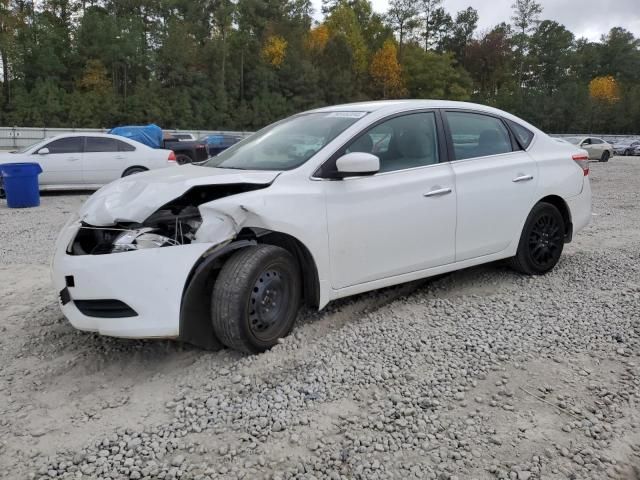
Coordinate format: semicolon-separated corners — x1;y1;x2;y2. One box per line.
1;158;639;480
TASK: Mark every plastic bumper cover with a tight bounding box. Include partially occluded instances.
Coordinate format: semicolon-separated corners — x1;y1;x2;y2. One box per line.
51;220;212;338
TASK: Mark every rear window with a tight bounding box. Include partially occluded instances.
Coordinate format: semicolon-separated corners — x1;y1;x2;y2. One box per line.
507;120;534;149
446;112;513;160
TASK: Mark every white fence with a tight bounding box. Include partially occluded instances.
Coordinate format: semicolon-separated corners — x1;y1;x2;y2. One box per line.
0;126;253;151
1;126;637;151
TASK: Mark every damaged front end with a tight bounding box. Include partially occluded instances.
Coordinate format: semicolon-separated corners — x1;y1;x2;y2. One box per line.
68;184;269;256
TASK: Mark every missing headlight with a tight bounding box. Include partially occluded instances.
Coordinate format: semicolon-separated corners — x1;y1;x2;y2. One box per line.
69;206;203;255
111;228;178;253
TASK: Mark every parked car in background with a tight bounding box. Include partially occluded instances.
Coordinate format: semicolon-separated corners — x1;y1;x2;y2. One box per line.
165;132;197;142
52;100;592;354
612;139;640;156
199;134;243;156
110;124;209;165
564;137;613;162
0;133;177;191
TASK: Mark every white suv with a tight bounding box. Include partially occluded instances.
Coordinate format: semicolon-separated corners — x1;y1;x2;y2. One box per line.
52;101;592;353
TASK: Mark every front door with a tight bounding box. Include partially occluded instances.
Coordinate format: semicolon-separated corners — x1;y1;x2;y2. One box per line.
32;136;84;186
323;111;457;289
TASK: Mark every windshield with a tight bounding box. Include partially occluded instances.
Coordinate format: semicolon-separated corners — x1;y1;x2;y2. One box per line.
564;137;581;145
13;139;46;154
203;112;366;170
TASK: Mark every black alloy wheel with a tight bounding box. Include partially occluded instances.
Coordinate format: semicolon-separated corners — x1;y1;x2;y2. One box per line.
510;202;566;275
527;212;564;271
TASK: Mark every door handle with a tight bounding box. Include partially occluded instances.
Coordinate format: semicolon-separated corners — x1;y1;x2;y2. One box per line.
115;155;125;160
68;157;81;162
423;187;452;197
512;174;534;183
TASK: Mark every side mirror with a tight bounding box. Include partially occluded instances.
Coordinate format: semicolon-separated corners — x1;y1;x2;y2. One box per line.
335;152;380;178
38;148;50;155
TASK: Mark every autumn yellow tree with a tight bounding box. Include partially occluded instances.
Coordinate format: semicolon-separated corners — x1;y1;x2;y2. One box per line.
589;75;621;104
306;24;329;52
77;59;111;94
370;40;405;98
261;35;288;68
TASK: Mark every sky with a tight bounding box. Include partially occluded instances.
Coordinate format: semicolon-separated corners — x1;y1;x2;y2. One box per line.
312;0;640;42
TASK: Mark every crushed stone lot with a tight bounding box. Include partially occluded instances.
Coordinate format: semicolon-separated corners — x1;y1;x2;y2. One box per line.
1;158;640;480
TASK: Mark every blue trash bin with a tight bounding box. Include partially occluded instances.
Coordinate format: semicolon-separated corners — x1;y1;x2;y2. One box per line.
0;162;43;208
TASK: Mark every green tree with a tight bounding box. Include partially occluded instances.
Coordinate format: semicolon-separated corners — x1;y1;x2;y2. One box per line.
402;44;471;100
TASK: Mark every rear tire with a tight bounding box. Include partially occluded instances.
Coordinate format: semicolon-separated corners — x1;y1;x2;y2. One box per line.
211;245;301;354
122;166;147;177
600;151;610;163
510;202;565;275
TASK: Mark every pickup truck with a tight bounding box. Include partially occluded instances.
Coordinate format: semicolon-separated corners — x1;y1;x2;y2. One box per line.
110;124;209;164
162;136;209;164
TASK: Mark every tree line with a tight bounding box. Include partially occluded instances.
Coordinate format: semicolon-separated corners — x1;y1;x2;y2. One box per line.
0;0;638;133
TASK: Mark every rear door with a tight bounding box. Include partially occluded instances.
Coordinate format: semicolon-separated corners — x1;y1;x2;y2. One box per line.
444;110;539;261
580;138;597;159
32;137;84;186
589;138;606;160
82;137;133;185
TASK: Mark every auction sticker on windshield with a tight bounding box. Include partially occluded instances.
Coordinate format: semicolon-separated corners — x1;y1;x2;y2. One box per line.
326;112;368;118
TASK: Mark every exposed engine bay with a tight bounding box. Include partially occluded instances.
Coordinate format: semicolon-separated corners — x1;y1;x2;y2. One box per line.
68;183;269;255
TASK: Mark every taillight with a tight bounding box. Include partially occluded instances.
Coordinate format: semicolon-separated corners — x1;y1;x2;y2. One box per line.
168;151;177;162
572;153;589;176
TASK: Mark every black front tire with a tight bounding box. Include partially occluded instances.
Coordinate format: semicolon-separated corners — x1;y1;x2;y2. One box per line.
600;151;610;163
211;245;301;354
510;202;565;275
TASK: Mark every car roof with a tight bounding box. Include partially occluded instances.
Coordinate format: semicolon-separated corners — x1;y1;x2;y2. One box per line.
305;100;541;133
308;100;511;115
50;132;129;139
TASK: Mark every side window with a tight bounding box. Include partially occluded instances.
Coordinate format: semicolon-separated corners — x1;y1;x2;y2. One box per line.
345;112;440;173
446;112;513;160
117;140;136;152
506;120;534;149
582;138;592;145
38;137;83;154
85;137;120;153
591;138;603;145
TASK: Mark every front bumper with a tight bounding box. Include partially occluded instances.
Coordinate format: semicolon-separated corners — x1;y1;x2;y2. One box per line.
51;220;212;338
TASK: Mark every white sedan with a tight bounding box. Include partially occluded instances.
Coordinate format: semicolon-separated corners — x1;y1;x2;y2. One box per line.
563;136;613;162
0;133;177;190
52;100;592;353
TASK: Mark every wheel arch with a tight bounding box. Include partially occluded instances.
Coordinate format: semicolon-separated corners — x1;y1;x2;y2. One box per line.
178;229;320;350
537;195;573;243
122;165;148;177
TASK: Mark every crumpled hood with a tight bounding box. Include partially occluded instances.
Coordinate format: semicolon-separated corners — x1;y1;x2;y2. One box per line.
79;165;280;225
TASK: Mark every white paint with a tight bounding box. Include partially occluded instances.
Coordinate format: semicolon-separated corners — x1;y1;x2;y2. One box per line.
0;133;177;189
51;100;592;340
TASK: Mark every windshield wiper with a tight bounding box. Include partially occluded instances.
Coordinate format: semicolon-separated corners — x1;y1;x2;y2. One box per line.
214;165;247;170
